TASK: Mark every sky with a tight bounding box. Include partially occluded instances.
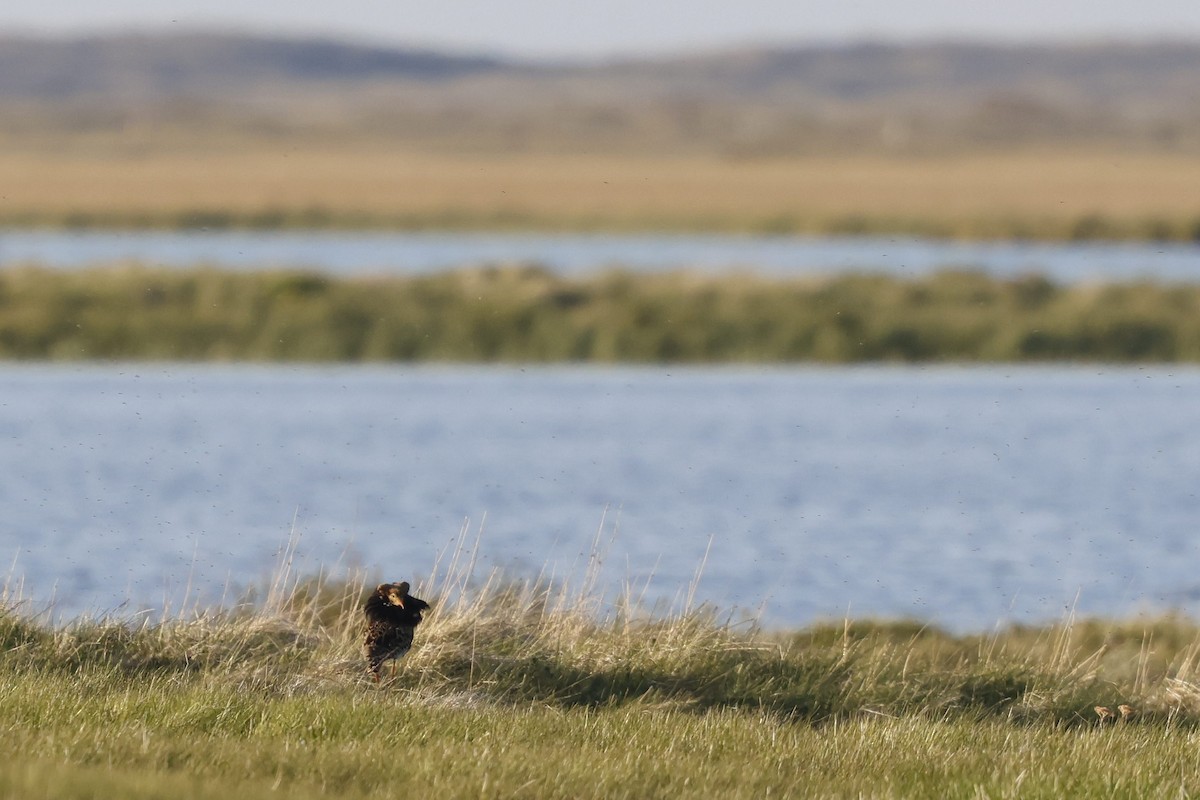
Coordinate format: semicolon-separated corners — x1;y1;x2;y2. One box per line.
3;1;1200;59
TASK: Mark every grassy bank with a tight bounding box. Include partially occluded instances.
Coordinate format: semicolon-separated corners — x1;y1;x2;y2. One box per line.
3;145;1200;240
3;264;1200;362
5;562;1200;798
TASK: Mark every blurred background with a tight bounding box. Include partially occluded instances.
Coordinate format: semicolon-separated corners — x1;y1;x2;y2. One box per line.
1;1;1199;631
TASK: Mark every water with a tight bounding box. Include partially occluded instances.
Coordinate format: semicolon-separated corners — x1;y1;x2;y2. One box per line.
2;363;1198;631
2;229;1199;281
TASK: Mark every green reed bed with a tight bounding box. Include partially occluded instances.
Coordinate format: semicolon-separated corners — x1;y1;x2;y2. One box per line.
6;556;1200;798
3;263;1200;363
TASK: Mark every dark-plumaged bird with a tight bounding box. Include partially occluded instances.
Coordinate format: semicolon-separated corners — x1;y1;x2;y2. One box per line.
363;581;430;681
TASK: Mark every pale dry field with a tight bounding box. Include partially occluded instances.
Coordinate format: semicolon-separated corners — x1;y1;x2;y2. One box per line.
2;139;1199;233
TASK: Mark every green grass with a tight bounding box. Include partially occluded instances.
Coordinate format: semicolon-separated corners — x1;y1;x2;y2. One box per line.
6;549;1200;798
3;264;1200;363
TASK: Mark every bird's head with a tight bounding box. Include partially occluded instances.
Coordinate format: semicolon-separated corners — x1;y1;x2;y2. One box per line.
386;582;411;608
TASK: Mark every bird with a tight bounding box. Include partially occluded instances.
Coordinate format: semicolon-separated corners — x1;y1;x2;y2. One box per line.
1094;705;1116;724
1117;704;1137;722
363;581;430;682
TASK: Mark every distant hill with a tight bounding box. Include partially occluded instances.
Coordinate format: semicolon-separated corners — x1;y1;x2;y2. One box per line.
3;32;1200;153
622;41;1200;109
0;33;504;98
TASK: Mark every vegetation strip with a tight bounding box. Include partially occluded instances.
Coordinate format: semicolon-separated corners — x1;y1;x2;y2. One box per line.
4;570;1200;798
1;264;1199;362
6;208;1200;241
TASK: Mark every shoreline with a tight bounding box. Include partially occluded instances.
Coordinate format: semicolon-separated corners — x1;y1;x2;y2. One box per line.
2;209;1197;243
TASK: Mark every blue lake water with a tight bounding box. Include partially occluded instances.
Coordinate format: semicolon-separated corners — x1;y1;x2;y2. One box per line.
2;229;1199;281
2;363;1198;631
